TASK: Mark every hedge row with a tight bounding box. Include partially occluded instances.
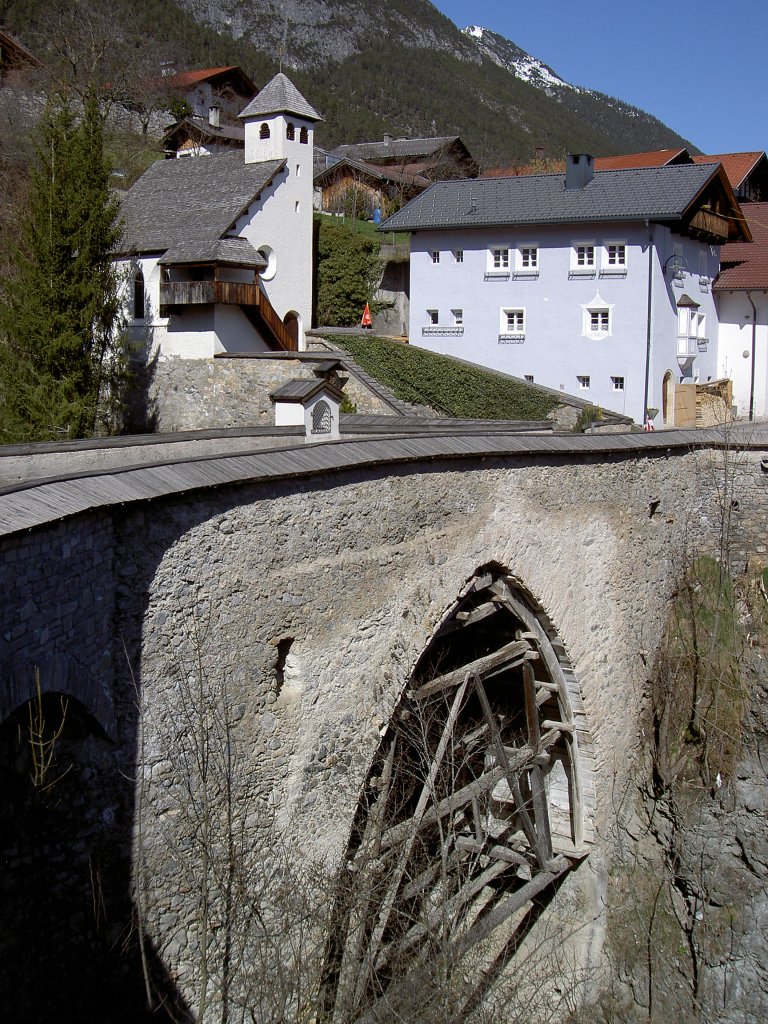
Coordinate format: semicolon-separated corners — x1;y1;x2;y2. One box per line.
329;335;559;421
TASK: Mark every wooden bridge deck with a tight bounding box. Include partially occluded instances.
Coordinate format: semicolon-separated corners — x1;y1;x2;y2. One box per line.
1;425;767;538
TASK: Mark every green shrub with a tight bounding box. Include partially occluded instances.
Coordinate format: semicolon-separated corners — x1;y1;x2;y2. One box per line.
315;218;382;327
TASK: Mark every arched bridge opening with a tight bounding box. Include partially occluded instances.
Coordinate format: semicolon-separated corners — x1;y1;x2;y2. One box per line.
322;566;596;1021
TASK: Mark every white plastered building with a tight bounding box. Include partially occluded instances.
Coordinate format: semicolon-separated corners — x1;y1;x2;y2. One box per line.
116;73;321;357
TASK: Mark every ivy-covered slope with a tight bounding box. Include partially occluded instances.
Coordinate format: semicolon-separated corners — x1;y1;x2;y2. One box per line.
328;334;559;421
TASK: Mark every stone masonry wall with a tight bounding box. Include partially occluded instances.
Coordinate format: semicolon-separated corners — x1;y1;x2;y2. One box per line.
1;441;766;1019
142;353;398;432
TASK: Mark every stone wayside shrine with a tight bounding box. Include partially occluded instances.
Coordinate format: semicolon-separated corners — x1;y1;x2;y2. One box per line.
270;360;347;440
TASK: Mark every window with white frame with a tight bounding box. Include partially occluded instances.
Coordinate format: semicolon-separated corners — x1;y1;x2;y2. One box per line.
453;250;464;263
431;250;440;264
516;244;539;275
489;247;510;271
589;308;610;333
427;309;439;325
577;375;591;390
452;308;463;326
601;241;627;275
571;242;596;274
499;307;525;342
611;376;625;391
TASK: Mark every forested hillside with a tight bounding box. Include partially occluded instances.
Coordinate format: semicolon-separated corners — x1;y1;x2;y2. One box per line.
0;0;694;167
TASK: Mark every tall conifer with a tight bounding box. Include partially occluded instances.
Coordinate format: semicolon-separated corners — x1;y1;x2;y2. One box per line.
0;90;126;442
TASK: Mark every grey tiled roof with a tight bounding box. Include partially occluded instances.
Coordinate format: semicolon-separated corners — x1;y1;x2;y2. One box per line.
382;163;722;232
270;379;326;401
159;238;266;267
332;136;459;162
118;153;285;253
239;72;321;122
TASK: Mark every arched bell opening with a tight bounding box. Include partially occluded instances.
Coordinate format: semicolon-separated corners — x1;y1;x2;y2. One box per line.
322;565;596;1021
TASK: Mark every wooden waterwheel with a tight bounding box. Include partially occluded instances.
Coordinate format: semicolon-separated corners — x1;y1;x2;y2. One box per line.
322;569;593;1023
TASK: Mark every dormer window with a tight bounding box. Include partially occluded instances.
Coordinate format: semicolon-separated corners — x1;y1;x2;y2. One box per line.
286;122;295;140
299;126;308;145
259;122;270;140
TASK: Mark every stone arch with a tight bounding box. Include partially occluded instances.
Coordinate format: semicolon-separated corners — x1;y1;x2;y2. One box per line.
0;654;116;738
283;309;300;348
322;564;596;1019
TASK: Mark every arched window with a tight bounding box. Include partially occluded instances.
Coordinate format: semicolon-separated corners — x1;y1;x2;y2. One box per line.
133;269;145;320
286;121;295;140
312;400;331;434
259;122;270;140
299;126;308;145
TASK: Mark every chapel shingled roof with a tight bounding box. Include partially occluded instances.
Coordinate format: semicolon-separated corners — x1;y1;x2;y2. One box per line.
118;153;285;254
715;203;768;290
158;238;266;267
382;163;727;232
238;72;321;122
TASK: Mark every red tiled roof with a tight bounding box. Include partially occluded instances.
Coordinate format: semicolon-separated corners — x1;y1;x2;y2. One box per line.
594;148;689;170
170;66;239;87
692;152;764;189
483;148;690;178
715;202;768;290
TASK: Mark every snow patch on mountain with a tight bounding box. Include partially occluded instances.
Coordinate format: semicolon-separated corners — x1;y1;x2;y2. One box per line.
463;24;576;92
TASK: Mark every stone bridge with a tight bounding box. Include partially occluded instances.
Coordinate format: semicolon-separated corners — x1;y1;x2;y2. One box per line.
1;424;767;1020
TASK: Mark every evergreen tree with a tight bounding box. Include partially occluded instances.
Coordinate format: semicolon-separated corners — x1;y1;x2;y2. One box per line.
0;90;126;443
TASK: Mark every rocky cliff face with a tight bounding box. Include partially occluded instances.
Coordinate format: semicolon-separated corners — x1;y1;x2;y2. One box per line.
174;0;475;69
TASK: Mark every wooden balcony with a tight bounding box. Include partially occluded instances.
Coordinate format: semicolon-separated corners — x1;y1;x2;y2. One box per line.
687;208;730;242
159;279;296;351
159;280;260;314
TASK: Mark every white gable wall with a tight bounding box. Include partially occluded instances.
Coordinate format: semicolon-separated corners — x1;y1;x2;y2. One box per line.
716;291;768;418
238;113;316;349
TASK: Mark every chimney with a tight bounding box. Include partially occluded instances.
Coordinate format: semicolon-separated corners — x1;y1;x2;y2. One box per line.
209;103;221;128
565;153;594;190
383;133;393;145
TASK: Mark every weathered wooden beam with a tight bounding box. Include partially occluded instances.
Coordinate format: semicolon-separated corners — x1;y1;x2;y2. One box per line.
475;675;548;869
436;601;500;636
409;639;531;700
358;676;472;1001
542;719;574;733
377;858;511;968
454;836;529;867
454;856;570;956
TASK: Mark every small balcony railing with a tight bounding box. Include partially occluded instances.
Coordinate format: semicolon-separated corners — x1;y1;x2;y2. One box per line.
677;335;708;357
159;280;261;314
422;325;464;337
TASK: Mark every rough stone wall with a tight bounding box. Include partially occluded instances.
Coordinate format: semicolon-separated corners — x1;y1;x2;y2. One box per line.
1;441;766;1019
141;353;397;432
0;512;116;733
111;449;725;1012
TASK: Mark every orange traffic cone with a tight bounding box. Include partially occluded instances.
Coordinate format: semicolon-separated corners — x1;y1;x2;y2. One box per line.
361;302;372;329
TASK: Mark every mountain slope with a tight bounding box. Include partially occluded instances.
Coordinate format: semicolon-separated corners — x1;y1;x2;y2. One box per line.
0;0;696;165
